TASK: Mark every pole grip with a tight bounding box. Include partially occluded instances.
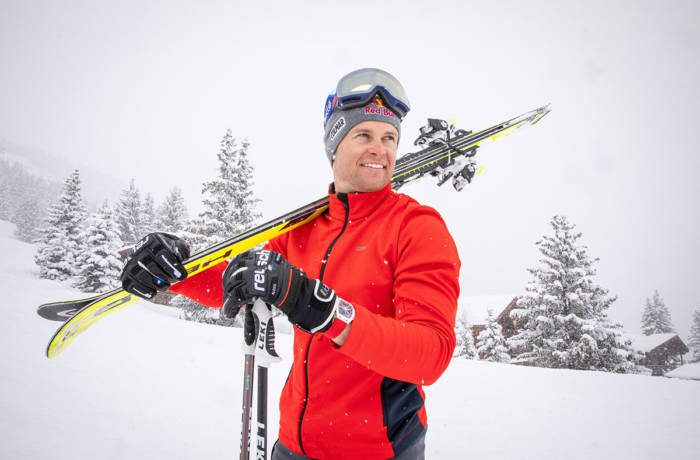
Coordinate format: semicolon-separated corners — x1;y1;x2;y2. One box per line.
251;299;282;367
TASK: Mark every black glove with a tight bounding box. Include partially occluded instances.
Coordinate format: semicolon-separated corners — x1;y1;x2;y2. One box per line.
120;232;190;300
222;250;338;334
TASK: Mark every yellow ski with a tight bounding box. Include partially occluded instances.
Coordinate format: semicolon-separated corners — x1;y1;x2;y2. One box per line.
44;105;550;358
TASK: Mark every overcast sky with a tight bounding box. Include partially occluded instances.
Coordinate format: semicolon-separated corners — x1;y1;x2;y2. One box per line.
2;0;698;335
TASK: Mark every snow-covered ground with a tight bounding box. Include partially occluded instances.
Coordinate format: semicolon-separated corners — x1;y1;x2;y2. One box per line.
1;220;699;459
666;363;700;381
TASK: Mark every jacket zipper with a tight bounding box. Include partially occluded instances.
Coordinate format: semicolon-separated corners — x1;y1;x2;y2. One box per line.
297;192;350;456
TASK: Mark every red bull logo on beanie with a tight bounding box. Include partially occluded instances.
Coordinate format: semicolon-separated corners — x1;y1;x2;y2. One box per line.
364;101;397;119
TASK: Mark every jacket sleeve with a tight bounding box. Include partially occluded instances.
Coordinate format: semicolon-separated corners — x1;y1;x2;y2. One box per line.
169;234;290;308
169;261;227;308
337;206;461;385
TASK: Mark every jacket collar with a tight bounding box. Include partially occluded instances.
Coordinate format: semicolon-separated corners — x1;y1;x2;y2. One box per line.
327;182;396;221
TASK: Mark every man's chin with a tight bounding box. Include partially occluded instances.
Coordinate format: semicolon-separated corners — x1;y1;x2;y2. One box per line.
354;179;389;193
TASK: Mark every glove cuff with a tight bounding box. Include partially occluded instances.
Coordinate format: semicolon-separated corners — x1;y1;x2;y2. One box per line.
306;279;337;333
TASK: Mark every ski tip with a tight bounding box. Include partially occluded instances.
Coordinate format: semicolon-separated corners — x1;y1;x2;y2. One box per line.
533;103;551;114
530;104;551;125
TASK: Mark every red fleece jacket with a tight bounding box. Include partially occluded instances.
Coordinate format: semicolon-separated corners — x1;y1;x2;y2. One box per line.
171;184;460;459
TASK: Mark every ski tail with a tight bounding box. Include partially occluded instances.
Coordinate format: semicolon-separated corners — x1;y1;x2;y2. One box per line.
37;294;105;321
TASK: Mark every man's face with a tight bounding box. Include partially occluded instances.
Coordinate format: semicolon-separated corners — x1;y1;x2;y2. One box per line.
332;121;398;193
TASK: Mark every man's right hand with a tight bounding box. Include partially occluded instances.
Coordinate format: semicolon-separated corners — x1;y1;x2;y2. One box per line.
120;232;190;300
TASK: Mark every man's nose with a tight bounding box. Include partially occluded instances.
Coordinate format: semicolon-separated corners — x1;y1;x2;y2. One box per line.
366;137;385;155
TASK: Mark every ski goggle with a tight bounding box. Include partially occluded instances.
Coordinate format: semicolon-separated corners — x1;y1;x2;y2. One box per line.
323;68;411;127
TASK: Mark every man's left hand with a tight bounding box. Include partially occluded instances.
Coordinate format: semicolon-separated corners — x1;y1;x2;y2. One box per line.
222;250;352;335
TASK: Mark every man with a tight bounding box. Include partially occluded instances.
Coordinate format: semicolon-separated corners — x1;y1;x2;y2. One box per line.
120;68;461;459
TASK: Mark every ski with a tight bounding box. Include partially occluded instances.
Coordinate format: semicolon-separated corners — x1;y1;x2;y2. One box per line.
37;294;103;321
42;105;550;358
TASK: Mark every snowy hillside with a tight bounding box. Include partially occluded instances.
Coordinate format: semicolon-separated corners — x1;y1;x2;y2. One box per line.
0;139;123;206
1;220;699;459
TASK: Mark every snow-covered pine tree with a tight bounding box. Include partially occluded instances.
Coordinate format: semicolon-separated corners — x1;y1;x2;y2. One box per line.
140;193;156;237
182;216;209;253
189;130;262;251
640;290;675;335
688;307;700;363
476;310;511;362
454;315;477;359
178;130;262;326
171;294;239;327
116;179;142;246
507;215;636;373
229;137;262;231
13;193;45;242
155;187;189;234
1;157;58;241
0;158;27;221
34;170;87;280
0;158;10;220
73;201;123;292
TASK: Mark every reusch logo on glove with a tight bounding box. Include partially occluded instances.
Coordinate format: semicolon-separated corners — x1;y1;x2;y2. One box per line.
254;251;271;292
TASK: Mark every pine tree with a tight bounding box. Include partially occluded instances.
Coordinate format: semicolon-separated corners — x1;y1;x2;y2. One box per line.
13;193;45;242
171;294;239;327
476;310;511;362
73;201;123;292
1;157;57;241
640;290;675;335
116;179;142;246
688;308;700;363
454;315;477;359
178;130;262;323
0;159;10;220
140;193;156;237
507;215;636;373
34;170;87;280
181;216;209;253
190;130;262;251
155;187;189;234
0;158;27;220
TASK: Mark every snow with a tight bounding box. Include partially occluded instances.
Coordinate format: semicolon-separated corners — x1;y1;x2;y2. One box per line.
627;333;679;352
2;220;700;459
457;293;516;325
666;362;700;381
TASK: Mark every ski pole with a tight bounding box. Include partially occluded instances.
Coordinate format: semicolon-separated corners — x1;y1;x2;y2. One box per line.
240;306;257;460
257;365;268;459
250;300;281;460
